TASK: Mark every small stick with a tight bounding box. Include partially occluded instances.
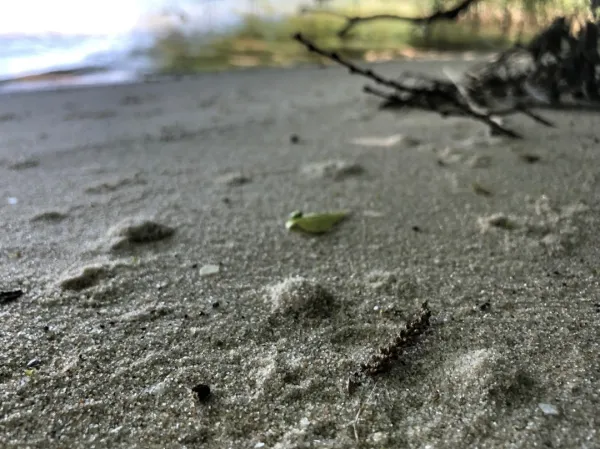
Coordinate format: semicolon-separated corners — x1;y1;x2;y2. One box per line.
365;84;554;130
516;106;555;127
359;302;432;377
348;301;432;393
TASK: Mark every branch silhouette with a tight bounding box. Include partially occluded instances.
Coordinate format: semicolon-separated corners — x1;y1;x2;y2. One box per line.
301;0;481;38
293;32;525;138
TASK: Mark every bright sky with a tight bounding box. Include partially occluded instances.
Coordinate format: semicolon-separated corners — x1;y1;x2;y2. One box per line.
0;0;250;35
0;0;153;34
0;0;304;35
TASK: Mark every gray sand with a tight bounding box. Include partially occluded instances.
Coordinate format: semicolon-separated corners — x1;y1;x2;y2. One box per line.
1;60;599;448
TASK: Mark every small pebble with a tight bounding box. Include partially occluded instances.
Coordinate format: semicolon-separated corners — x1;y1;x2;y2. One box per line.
191;383;211;402
520;153;541;164
30;210;68;223
472;182;493;197
199;264;220;277
363;210;384;218
301;160;365;181
346;376;360;395
350;134;412;147
26;358;41;369
108;217;175;248
59;265;107;291
477;213;518;232
538;403;559;415
216;172;251;186
468;154;492;168
299;417;310;428
9;158;40;170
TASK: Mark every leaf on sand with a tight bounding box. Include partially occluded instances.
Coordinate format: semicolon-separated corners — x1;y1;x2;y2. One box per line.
285;210;349;234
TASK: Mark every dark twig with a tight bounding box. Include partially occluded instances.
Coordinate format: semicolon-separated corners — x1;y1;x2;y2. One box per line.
347;302;432;394
359;301;432;377
293;32;523;138
531;102;600;113
515;106;555;127
364;85;455;116
302;0;481;38
367;84;554;128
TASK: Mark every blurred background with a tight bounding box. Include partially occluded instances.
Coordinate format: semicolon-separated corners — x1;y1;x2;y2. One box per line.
0;0;593;91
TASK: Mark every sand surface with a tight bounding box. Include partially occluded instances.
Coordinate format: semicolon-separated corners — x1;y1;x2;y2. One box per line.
1;60;599;448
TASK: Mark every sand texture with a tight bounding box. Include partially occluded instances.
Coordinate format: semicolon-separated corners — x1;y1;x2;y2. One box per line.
1;60;600;448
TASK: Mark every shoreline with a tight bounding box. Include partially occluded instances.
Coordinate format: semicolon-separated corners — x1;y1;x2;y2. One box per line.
0;49;494;95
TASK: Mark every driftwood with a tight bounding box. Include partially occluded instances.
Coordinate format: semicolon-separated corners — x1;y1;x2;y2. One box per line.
293;16;600;138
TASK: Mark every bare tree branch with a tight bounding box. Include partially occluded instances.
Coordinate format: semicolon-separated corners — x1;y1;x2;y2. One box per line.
301;0;481;38
368;84;554;128
293;32;524;138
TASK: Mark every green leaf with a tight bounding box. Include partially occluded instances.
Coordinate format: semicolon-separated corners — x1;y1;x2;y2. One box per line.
285;210;349;234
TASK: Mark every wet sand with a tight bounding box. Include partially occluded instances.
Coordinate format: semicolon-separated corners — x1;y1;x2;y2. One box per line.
1;60;599;448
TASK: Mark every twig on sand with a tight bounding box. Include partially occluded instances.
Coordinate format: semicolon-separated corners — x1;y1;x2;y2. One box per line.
292;33;524;138
360;301;432;377
348;302;432;395
301;0;480;38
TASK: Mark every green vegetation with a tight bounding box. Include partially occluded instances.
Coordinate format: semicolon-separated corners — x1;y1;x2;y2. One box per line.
149;0;592;74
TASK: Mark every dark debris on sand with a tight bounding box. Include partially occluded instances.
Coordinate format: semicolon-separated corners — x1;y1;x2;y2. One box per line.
0;289;23;305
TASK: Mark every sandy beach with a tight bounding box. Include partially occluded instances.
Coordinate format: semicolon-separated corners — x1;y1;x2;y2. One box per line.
1;59;599;448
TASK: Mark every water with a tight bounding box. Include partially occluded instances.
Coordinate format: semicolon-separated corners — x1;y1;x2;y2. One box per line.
0;0;301;93
0;32;159;92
